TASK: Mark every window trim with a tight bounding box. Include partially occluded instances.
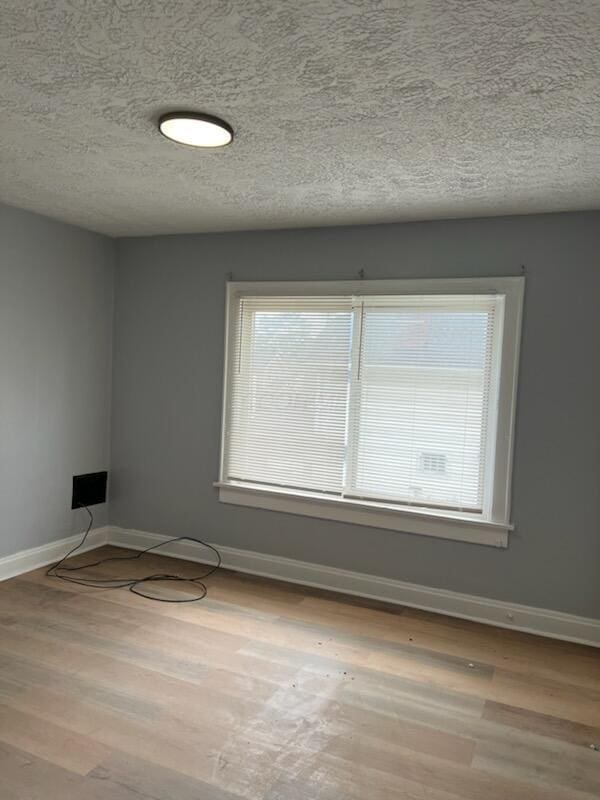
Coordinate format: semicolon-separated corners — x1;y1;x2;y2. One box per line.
217;277;524;548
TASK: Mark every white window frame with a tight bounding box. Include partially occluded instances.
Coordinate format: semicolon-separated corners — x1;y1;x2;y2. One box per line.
215;277;524;548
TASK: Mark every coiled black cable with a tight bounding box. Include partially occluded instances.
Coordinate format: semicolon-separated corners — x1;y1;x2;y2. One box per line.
46;505;221;602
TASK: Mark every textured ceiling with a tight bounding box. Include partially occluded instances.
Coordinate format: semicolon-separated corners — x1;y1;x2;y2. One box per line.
1;1;599;237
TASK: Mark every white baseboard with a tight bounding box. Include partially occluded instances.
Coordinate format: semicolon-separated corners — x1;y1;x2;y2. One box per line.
107;525;600;648
0;526;110;582
2;524;598;647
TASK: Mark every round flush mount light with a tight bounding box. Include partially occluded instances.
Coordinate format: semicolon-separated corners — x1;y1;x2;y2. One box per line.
158;112;233;148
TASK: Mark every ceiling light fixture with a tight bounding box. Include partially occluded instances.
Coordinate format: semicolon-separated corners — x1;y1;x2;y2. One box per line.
158;112;233;148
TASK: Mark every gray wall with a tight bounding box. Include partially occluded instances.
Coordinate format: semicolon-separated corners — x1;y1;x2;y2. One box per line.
0;203;114;557
110;212;600;618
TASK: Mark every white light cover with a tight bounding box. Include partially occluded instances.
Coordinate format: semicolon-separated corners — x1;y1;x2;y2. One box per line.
159;115;232;147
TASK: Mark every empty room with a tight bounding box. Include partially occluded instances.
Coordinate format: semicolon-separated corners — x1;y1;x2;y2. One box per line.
1;1;599;798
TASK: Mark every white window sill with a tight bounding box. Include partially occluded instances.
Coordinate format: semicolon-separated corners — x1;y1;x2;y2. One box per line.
214;481;511;548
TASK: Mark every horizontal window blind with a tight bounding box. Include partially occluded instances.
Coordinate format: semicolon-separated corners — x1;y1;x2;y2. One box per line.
224;292;503;515
225;297;354;494
346;295;501;512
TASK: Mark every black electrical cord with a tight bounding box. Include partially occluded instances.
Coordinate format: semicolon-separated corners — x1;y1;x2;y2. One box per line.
46;505;221;603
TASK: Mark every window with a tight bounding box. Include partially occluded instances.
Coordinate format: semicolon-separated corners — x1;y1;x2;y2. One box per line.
217;278;524;547
420;453;447;475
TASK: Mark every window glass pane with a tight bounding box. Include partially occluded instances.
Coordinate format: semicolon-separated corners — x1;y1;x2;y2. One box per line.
348;299;497;511
226;299;353;493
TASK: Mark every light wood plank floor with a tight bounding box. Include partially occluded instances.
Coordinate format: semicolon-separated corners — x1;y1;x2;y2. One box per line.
0;545;598;799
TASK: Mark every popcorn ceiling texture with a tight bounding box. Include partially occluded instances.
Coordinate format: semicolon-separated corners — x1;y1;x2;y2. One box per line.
1;0;599;236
